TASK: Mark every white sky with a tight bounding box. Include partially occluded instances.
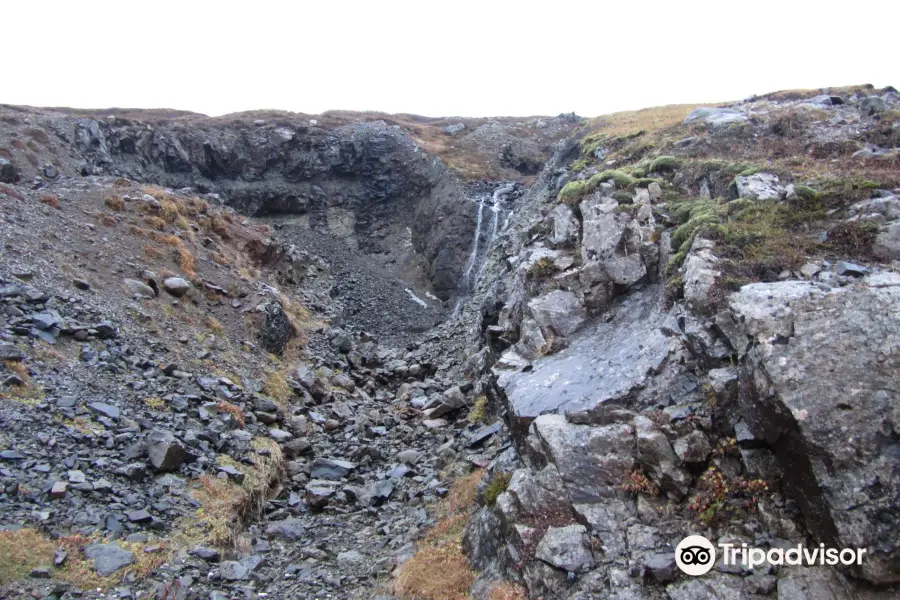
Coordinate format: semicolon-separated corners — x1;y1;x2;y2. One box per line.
5;1;897;118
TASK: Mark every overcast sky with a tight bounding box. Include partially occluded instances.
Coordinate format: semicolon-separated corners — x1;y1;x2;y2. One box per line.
6;1;896;118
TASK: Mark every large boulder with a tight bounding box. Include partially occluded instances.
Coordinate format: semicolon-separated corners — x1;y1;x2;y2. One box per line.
0;157;19;183
527;290;586;338
734;173;786;201
504;288;672;419
874;221;900;260
684;107;748;128
261;300;294;355
682;237;720;314
579;195;627;262
731;274;900;584
551;204;579;246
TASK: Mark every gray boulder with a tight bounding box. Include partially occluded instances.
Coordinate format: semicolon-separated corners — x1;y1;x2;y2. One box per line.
261;301;294;355
123;278;156;299
684;107;748;127
734;173;786;200
860;95;886;116
84;543;134;576
874;222;900;260
551;204;579;246
310;457;356;481
535;524;596;573
265;518;306;541
732;275;900;583
162;277;191;297
527;290;586;338
146;429;186;472
682;237;720;314
0;157;18;183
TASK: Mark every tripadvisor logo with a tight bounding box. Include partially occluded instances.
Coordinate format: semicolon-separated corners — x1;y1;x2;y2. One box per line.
675;535;868;576
676;535;716;576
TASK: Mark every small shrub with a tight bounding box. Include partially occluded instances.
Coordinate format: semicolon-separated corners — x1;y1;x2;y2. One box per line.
489;582;528;600
178;246;196;279
143;245;166;259
468;395;488;424
216;401;245;428
484;472;512;507
105;195;125;211
144;215;167;231
793;185;819;203
620;469;661;497
526;256;558;281
159;199;179;223
206;316;225;336
143;396;167;410
570;158;590;172
826;221;878;257
210;216;230;239
688;465;768;526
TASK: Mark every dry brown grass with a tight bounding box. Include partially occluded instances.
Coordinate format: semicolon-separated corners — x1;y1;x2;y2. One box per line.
206;316;225;336
264;366;293;407
101;215;118;227
210;216;230;239
178;246;196;279
216;400;246;428
0;360;44;404
104;195;125;211
38;193;60;209
0;528;56;584
175;437;283;547
143;245;166;259
394;541;475;600
585;103;710;139
394;469;484;600
489;582;528;600
143;215;167;230
439;469;484;517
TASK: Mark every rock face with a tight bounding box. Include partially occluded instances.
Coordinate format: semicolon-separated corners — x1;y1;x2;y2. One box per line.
733;275;900;584
5;111;480;298
501;287;674;421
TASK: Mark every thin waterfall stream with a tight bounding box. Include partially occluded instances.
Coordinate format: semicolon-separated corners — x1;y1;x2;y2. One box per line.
453;183;515;315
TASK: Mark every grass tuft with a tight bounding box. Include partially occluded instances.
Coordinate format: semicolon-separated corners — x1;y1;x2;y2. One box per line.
0;528;56;585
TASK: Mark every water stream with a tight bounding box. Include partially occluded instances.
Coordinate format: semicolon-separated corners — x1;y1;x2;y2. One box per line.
454;183;515;316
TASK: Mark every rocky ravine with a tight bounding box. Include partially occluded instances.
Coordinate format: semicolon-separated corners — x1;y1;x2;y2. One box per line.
0;84;899;600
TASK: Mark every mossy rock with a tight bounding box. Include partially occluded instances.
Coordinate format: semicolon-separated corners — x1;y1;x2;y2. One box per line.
792;185;819;202
558;180;588;204
588;170;637;190
632;166;648;178
633;177;663;188
611;190;635;204
570;158;590;173
649;155;680;172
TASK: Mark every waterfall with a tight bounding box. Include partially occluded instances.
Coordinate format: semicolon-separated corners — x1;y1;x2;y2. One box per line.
457;184;516;310
476;184;513;281
462;194;487;289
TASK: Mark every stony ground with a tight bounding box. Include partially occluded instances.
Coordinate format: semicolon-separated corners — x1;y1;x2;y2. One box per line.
0;176;507;600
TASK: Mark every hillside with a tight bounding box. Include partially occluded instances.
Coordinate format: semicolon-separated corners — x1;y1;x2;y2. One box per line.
0;83;898;600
